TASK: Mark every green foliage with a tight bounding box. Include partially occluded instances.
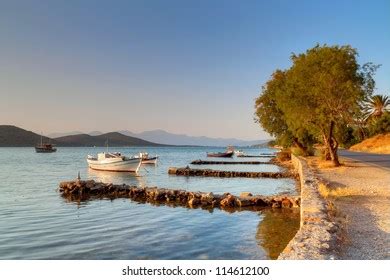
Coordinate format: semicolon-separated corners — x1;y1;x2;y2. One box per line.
254;44;378;165
368;112;390;136
363;94;390;120
335;123;359;148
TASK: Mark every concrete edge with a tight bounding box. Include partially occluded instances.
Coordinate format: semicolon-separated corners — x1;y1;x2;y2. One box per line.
277;155;339;260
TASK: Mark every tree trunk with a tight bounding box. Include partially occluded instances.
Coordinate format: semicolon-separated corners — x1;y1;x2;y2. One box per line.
327;121;340;167
292;137;307;154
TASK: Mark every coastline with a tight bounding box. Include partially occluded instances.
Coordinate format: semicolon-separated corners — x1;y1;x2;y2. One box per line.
278;155;341;259
278;154;390;260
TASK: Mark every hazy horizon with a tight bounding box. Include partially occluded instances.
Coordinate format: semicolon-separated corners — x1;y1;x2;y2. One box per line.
1;0;389;141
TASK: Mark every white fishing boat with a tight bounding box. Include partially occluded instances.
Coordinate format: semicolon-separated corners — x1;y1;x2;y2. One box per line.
138;152;158;165
234;150;245;156
87;152;142;172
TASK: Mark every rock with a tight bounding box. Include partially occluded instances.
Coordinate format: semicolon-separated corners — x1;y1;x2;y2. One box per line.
200;192;214;205
272;201;281;208
281;198;293;208
188;198;200;207
220;195;236;207
240;192;253;197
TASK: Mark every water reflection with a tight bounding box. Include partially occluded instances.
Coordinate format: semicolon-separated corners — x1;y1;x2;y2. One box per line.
256;208;300;259
87;168;147;187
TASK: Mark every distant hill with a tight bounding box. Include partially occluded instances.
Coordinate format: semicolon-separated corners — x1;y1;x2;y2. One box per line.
47;131;84;138
54;132;167;147
350;133;390;154
0;126;168;147
45;129;267;147
118;129;267;147
0;125;53;147
8;126;268;147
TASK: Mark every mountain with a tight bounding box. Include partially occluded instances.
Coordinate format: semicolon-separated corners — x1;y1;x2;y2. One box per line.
3;125;267;147
0;126;167;147
118;129;267;147
88;131;104;136
48;131;84;138
54;132;166;147
48;130;104;138
0;125;54;147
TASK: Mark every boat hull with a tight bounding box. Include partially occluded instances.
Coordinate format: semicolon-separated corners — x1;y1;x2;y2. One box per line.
142;157;158;164
87;158;142;172
206;151;234;158
35;147;57;153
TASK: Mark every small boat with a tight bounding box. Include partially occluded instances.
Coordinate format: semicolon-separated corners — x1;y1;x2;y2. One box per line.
35;143;57;153
87;152;142;172
138;152;158;165
206;151;234;158
35;135;57;153
234;150;245;156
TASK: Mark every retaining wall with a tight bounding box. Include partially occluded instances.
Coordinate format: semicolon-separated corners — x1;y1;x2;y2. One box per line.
278;155;339;260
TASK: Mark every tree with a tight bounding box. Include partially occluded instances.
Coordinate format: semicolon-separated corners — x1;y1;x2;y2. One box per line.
363;94;390;120
368;111;390;136
254;70;312;150
255;44;378;166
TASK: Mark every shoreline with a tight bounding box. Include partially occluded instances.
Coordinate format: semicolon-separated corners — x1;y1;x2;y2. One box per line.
278;155;340;259
278;154;390;260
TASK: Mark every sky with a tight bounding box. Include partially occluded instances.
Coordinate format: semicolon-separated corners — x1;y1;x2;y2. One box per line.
0;0;389;140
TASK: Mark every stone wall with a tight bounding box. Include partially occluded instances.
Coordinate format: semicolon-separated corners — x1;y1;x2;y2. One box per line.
168;167;294;178
278;155;339;260
59;180;300;211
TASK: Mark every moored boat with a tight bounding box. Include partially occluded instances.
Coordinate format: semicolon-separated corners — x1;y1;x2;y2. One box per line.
206;151;234;158
35;135;57;153
87;152;142;172
138;152;158;164
35;144;57;153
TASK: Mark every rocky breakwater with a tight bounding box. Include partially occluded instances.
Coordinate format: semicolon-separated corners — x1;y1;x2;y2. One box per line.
278;155;340;260
168;167;294;178
58;180;300;211
191;160;272;165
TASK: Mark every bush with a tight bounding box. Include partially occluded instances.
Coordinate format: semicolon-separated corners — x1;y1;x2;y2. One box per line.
291;146;314;157
368;112;390;136
276;149;291;161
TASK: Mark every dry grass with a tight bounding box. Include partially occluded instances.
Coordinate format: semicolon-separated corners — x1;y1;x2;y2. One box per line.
318;182;358;198
350;133;390;154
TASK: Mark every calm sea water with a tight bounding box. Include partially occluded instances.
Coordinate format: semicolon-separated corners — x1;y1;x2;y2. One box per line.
0;146;299;259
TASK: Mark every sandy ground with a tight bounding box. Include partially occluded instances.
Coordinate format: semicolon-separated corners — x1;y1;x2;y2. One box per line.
308;157;390;259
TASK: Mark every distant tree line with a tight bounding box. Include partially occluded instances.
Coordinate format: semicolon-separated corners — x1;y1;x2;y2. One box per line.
255;44;389;166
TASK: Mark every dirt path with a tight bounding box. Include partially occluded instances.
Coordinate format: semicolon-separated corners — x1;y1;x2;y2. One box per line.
308;157;390;259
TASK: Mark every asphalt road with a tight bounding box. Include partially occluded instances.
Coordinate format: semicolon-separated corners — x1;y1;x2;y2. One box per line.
339;149;390;170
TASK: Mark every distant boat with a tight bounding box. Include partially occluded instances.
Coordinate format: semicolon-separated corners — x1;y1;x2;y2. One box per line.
206;151;234;158
234;150;245;156
35;134;57;153
87;152;142;172
138;152;158;165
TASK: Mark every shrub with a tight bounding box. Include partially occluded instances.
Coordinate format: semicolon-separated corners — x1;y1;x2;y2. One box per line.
368;112;390;136
276;149;291;161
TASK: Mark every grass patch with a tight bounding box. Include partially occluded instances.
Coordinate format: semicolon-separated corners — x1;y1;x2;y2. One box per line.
319;182;356;198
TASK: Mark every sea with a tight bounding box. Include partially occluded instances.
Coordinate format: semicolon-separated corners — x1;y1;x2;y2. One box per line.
0;146;299;260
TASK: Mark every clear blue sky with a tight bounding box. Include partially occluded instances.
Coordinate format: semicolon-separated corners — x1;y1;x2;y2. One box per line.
0;0;389;140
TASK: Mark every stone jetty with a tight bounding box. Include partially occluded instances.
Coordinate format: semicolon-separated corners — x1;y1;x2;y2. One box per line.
168;167;294;178
237;155;275;158
59;180;300;211
191;160;272;165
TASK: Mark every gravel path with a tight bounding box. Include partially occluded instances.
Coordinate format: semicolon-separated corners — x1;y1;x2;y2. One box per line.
309;158;390;259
